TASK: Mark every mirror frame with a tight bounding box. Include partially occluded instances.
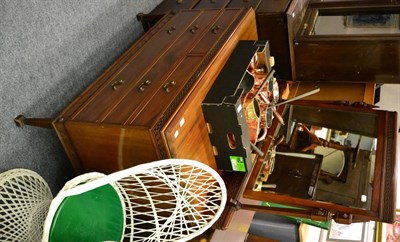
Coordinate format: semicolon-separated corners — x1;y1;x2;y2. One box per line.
243;100;397;224
291;1;400;83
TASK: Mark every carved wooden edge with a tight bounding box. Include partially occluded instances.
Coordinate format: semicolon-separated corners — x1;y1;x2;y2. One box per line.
382;111;397;223
152;8;249;159
52;120;85;174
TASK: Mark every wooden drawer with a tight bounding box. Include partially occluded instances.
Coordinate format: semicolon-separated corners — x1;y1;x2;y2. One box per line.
70;10;203;123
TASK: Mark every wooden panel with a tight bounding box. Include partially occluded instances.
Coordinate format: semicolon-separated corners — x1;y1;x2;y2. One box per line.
256;12;291;80
266;152;322;199
294;40;400;83
227;0;262;9
64;122;158;173
150;0;201;14
256;0;290;12
287;0;310;81
286;81;375;104
254;0;296;80
194;0;231;9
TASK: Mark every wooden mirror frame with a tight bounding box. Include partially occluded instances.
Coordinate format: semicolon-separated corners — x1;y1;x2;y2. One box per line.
291;1;400;83
241;100;397;224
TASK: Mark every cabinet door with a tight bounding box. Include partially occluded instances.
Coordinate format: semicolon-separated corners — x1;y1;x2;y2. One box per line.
70;10;203;123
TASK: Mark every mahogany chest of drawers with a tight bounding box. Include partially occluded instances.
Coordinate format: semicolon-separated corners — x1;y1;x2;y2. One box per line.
51;8;257;174
137;0;306;80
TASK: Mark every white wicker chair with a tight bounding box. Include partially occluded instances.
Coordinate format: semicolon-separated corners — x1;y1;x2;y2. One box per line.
0;169;53;242
42;159;227;242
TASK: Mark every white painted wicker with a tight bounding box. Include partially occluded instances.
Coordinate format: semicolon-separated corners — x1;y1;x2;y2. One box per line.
43;159;227;242
0;169;53;242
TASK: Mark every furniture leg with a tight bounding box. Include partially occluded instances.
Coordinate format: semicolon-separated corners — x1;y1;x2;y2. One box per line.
14;115;53;129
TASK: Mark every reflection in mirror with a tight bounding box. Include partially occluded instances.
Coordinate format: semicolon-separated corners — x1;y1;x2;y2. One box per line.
313;12;400;35
253;104;378;210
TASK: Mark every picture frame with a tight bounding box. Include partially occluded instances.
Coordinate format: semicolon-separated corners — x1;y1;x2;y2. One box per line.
326;220;366;242
376;210;400;242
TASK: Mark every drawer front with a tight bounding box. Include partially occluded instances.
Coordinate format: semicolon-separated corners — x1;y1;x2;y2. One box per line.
103;10;221;124
151;0;201;14
194;0;231;9
132;55;204;126
71;10;203;122
189;8;241;55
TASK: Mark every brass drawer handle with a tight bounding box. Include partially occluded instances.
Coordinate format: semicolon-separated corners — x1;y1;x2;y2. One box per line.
167;26;176;34
163;81;176;93
111;79;124;91
211;25;221;34
138;80;151;92
190;25;199;33
176;0;183;3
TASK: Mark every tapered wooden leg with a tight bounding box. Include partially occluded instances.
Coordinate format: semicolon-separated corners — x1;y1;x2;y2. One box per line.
14;115;53;129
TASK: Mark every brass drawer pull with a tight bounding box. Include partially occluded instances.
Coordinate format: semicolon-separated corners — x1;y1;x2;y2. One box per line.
138;80;151;92
167;26;176;34
190;25;199;33
111;79;124;91
163;81;176;93
176;0;183;3
211;25;221;34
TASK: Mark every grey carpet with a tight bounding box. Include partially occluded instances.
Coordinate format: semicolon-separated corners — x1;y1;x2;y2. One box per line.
1;0;162;194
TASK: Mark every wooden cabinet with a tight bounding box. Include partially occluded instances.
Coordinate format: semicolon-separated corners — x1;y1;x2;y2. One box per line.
137;0;296;80
14;8;258;174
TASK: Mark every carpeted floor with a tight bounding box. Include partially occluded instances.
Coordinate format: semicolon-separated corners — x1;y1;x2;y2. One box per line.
0;0;162;194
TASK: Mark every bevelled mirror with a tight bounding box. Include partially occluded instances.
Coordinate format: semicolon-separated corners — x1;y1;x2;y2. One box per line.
243;100;397;224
